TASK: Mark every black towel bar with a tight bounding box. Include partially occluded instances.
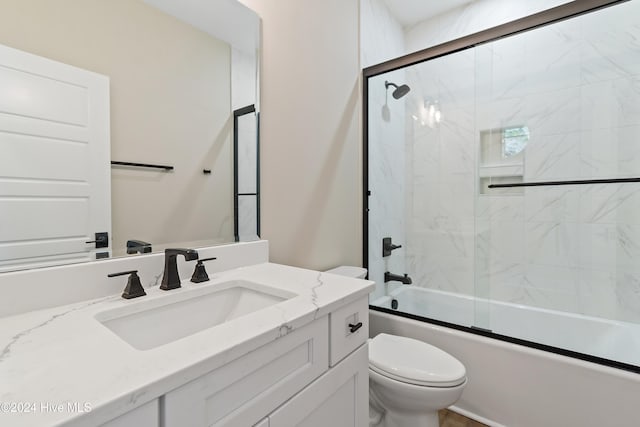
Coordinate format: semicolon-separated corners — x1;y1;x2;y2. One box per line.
488;177;640;189
111;161;173;171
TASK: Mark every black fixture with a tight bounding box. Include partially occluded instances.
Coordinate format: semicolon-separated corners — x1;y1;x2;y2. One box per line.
108;270;147;299
203;169;212;175
111;161;173;171
384;271;412;285
86;232;109;249
384;80;411;99
160;248;199;290
488;177;640;189
391;299;399;310
382;237;402;257
190;257;217;283
348;322;363;333
126;240;152;254
233;104;261;242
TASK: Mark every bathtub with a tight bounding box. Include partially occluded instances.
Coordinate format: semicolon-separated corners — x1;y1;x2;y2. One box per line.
372;286;640;367
370;286;640;427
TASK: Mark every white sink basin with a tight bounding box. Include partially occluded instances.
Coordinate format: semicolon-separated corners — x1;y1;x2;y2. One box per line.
96;280;295;350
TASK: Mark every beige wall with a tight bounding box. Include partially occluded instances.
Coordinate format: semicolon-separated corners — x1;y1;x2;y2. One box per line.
0;0;233;256
238;0;362;270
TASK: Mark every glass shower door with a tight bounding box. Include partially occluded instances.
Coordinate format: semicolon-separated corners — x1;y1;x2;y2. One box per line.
234;105;260;241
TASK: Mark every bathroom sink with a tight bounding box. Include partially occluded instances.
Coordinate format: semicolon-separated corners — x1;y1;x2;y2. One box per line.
95;280;295;350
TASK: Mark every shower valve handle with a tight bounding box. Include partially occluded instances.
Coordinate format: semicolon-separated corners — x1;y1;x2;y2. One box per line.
382;237;402;257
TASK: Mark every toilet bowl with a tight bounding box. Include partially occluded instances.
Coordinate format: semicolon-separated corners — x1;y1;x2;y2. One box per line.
369;333;466;427
325;266;468;427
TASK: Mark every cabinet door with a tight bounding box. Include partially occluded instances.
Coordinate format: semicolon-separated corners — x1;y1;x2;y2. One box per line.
269;344;368;427
100;399;158;427
163;318;328;427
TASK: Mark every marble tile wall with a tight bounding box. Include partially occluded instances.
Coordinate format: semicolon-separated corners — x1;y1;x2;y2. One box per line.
360;0;405;68
404;0;572;56
231;47;257;110
403;0;640;324
404;49;477;298
361;0;407;300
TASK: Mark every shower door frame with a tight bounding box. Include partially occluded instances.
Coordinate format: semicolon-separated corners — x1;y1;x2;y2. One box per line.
233;104;260;242
362;0;639;374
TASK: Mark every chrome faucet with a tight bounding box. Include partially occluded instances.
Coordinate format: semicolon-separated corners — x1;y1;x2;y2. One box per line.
384;271;412;285
160;248;199;290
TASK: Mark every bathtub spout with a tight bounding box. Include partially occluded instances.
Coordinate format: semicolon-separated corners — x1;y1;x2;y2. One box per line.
384;271;412;284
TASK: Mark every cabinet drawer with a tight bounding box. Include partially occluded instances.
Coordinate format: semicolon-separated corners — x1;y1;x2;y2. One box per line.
329;297;368;366
163;317;329;427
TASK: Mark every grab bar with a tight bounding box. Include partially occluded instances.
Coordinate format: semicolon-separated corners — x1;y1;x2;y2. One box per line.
111;161;174;171
488;177;640;189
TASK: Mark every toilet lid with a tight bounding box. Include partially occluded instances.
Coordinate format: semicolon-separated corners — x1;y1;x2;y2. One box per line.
369;333;466;387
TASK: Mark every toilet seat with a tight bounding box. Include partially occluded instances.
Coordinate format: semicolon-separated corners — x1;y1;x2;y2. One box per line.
369;333;466;388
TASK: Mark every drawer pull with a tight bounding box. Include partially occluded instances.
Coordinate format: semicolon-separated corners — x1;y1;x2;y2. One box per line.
348;322;363;333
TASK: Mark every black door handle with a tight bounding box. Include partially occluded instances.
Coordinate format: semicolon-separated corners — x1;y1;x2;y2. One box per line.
86;232;109;248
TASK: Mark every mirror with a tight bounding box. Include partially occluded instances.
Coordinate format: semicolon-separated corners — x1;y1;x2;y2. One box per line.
0;0;260;272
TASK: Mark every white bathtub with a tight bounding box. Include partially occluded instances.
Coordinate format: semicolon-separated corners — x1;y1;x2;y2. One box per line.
372;286;640;367
370;286;640;427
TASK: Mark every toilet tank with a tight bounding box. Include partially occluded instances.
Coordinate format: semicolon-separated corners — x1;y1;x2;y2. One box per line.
325;266;367;279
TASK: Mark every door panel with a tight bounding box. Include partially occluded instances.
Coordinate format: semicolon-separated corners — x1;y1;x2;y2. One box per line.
0;43;110;271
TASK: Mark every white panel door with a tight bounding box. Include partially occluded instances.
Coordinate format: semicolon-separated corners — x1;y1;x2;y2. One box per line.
0;43;110;272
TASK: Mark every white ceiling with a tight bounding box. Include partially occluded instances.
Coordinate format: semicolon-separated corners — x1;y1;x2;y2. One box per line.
142;0;259;53
382;0;472;28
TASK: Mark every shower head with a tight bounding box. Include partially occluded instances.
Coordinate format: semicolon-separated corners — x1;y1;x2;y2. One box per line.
385;80;411;99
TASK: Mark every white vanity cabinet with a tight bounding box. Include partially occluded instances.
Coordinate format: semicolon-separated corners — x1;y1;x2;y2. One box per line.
99;400;158;427
267;344;369;427
163;317;330;426
162;296;369;427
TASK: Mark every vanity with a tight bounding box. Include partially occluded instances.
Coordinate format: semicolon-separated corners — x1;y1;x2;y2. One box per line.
0;2;373;425
0;241;373;426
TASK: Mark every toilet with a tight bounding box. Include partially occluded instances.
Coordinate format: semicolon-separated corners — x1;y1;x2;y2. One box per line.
325;266;467;427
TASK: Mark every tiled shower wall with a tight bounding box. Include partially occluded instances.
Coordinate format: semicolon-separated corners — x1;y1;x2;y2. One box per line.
361;0;406;300
405;1;640;323
405;47;477;298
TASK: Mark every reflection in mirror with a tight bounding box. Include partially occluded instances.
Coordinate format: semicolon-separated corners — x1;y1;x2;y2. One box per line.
0;0;260;272
234;105;260;242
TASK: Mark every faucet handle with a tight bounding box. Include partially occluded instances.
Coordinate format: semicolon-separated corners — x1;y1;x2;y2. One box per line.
108;270;147;299
190;257;217;283
126;240;152;254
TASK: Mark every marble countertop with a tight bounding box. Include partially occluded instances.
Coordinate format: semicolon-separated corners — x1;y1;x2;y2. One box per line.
0;262;374;427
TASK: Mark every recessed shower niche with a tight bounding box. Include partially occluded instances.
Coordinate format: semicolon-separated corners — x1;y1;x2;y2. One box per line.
478;126;528;195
